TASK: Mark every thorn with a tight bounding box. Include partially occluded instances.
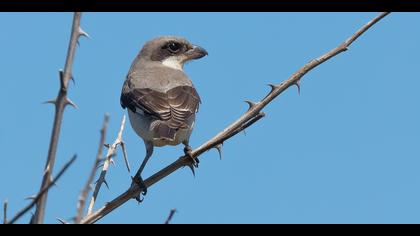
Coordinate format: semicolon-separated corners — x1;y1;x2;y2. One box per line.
215;144;223;160
65;97;78;109
70;75;76;85
78;26;91;39
268;83;278;93
43;99;57;106
25;195;37;201
186;163;196;177
104;144;110;148
120;142;131;173
103;179;110;190
294;80;301;95
244;100;257;110
57;218;68;224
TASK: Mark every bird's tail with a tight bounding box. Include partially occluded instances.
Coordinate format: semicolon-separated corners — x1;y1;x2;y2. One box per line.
151;120;189;140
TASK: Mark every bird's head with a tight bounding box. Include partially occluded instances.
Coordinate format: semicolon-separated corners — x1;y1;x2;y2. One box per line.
139;36;208;71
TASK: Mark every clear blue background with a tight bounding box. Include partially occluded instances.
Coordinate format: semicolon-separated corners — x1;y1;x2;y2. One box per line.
1;12;419;224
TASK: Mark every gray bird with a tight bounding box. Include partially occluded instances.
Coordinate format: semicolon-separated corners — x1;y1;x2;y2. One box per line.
120;36;208;202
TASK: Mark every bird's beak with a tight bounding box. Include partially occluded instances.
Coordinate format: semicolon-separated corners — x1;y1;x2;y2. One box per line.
185;45;208;60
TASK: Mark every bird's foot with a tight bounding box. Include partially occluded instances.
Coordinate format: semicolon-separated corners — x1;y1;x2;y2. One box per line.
184;145;199;177
130;175;148;203
184;145;199;168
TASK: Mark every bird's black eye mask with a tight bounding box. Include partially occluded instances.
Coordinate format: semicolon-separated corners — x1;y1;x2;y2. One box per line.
162;41;183;54
151;41;188;62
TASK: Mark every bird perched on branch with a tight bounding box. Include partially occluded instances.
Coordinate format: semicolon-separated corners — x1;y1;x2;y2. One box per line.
120;36;208;202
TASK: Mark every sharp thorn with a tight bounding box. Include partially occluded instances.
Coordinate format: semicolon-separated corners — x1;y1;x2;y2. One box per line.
70;75;76;85
120;142;131;173
268;83;278;93
65;97;78;109
215;144;223;160
25;195;36;201
43;99;57;105
78;27;91;39
244;100;257;110
110;158;115;167
104;144;110;148
295;80;301;95
187;163;196;177
103;179;110;190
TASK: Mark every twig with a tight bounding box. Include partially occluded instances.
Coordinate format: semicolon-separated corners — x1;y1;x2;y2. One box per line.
3;200;7;224
164;209;177;224
75;114;110;223
81;12;390;224
34;12;89;224
8;155;77;224
86;115;129;216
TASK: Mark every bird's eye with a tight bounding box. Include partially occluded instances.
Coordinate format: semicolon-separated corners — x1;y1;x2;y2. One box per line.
166;42;181;53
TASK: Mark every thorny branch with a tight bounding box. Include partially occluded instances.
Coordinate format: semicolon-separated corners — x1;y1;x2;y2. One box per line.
33;12;89;224
86;115;130;216
75;115;110;223
81;12;389;224
8;155;77;224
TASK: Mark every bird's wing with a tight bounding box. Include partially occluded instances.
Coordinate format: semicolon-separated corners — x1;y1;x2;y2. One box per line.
121;79;201;130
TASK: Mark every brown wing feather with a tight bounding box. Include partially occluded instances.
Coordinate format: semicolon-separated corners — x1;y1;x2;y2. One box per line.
121;80;201;137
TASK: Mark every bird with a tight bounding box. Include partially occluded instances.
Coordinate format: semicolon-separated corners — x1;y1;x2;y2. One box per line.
120;36;208;202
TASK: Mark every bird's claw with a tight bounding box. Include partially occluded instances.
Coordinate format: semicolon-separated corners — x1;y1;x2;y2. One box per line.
131;175;147;203
184;145;199;168
183;145;199;177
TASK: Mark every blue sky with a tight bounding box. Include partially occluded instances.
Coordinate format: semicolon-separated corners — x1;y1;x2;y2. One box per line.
1;12;420;224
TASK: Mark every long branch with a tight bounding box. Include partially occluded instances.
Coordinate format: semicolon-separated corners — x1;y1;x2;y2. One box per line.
86;115;129;216
75;114;109;223
8;155;77;224
33;12;88;224
81;12;390;224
